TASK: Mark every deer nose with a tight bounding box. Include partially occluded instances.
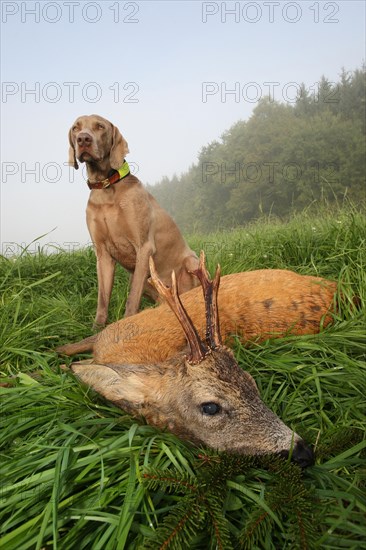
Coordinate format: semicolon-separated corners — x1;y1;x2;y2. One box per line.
279;439;314;468
77;133;92;147
291;439;315;468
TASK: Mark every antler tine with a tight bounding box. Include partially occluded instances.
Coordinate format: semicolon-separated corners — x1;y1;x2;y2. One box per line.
148;257;208;364
190;250;222;349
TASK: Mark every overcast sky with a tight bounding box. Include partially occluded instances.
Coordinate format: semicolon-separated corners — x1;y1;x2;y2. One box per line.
1;0;365;252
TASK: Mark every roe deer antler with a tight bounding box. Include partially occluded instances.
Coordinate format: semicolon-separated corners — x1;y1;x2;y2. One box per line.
190;250;222;350
149;256;209;364
149;251;223;362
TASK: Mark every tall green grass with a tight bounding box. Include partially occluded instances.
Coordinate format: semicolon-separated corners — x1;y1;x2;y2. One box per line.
1;204;365;549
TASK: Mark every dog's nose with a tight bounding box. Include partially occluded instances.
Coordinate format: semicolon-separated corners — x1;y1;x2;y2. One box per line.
77;133;92;147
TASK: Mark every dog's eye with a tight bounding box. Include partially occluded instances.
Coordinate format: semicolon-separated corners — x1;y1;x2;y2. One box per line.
201;402;221;416
97;124;105;130
72;126;78;132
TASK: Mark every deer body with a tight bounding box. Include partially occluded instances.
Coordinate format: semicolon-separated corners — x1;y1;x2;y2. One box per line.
59;269;337;364
67;257;333;465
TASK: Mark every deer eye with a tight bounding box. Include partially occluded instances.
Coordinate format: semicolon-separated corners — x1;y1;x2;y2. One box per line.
201;402;221;416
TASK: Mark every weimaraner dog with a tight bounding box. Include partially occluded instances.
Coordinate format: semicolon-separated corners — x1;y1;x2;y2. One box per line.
68;114;199;327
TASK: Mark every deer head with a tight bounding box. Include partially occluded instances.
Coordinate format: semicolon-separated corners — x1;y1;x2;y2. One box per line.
71;252;314;467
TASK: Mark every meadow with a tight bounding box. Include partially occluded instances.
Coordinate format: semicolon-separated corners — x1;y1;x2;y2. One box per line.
0;204;365;549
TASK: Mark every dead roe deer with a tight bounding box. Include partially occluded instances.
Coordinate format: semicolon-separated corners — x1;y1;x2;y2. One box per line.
67;253;329;466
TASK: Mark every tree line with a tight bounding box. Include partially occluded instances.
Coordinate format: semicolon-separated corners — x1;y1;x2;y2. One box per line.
148;65;365;233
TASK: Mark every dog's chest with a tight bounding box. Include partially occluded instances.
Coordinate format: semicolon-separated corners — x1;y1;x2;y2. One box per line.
87;201;137;269
103;231;137;271
108;239;136;270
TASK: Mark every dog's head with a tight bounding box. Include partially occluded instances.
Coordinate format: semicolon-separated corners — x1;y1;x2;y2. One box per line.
68;114;129;170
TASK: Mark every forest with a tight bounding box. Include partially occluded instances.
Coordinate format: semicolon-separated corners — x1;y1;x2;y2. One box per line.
148;65;365;233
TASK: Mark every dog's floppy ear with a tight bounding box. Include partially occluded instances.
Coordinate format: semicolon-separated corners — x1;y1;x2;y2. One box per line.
110;124;129;169
68;128;79;170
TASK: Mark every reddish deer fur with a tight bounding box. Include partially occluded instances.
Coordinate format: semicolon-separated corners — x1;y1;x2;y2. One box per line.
68;253;318;464
58;262;337;365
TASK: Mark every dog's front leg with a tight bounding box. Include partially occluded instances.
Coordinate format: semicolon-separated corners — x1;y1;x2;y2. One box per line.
94;251;116;328
124;243;155;317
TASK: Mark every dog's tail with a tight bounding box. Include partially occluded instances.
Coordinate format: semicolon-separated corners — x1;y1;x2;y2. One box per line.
56;335;97;356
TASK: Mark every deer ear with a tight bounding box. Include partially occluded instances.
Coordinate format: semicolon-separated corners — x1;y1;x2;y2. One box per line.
68;129;78;169
110;124;129;169
71;362;146;405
